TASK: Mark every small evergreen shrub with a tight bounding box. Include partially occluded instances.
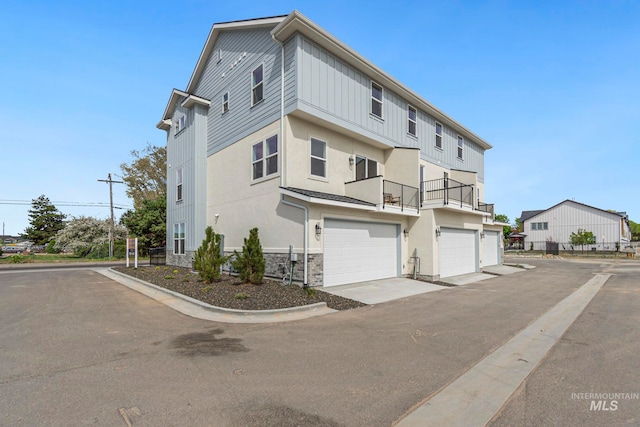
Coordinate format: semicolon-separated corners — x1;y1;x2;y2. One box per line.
231;227;265;284
194;226;229;283
235;292;248;300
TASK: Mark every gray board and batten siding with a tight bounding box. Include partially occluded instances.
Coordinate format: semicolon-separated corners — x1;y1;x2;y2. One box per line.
187;25;485;181
192;28;286;158
167;101;208;254
288;34;486;182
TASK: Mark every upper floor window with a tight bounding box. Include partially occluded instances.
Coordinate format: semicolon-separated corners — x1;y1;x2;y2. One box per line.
251;64;264;106
176;168;183;202
408;105;417;136
222;92;229;113
355;155;378;181
371;81;383;118
435;122;443;149
310;138;327;178
457;135;464;159
531;222;548;231
173;223;185;255
252;135;278;180
175;115;185;134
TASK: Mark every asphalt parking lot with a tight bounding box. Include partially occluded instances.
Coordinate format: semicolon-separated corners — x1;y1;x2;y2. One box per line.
1;257;638;426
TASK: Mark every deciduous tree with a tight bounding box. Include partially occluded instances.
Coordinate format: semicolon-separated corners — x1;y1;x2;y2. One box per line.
120;194;166;254
54;216;127;257
569;228;596;253
120;143;166;209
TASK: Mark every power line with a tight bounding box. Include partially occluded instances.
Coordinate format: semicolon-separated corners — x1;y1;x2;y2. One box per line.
0;200;130;209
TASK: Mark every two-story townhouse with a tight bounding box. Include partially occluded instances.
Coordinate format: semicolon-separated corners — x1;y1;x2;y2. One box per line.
157;11;506;287
520;200;632;251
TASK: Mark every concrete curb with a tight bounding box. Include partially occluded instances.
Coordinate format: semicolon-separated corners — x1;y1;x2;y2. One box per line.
97;267;336;324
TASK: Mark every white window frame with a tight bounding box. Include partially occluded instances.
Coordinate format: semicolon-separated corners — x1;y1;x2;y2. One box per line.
173;223;185;255
408;105;417;136
176;168;183;202
175;115;185;134
457;135;464;159
371;81;383;118
252;135;278;181
310;138;327;178
354;155;378;181
251;64;264;106
215;48;222;64
222;92;229;114
435;122;443;148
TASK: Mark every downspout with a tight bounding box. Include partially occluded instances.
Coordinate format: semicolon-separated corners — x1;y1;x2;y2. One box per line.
273;33;285;188
273;33;308;286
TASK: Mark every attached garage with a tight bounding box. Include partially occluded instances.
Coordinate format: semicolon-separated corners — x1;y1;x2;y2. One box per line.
439;228;477;278
483;230;501;267
323;219;399;287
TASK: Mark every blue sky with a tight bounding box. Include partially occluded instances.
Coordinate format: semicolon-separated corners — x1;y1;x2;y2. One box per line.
1;0;638;236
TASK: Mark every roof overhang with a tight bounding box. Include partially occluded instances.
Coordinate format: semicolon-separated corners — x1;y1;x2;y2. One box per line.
157;89;189;129
181;94;211;109
272;11;492;150
280;187;376;211
186;15;287;93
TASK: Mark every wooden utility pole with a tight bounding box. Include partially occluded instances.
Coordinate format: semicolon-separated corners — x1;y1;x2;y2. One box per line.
98;173;124;258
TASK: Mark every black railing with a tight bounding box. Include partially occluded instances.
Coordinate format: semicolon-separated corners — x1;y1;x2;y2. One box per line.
477;202;495;219
383;180;419;212
149;247;166;265
421;178;474;208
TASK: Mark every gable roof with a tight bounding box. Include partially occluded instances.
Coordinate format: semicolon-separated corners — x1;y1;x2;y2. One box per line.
158;11;493;150
271;11;492;150
520;210;545;222
521;200;626;223
186;15;287;94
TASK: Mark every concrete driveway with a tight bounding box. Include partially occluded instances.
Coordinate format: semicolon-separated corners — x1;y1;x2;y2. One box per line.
1;257;638;426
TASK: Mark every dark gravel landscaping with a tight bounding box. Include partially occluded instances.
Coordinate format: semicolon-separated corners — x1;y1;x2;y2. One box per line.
113;265;366;311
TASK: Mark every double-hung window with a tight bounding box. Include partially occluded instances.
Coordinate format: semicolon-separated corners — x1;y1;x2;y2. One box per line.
252;135;278;180
457;135;464;159
222;92;229;113
371;81;383;118
310;138;327;178
174;223;185;255
176;168;183;202
408;105;417;136
355;155;378;181
251;64;264;106
176;115;185;134
435;122;443;148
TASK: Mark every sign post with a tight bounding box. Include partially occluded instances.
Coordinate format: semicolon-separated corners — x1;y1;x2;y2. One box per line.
126;238;138;268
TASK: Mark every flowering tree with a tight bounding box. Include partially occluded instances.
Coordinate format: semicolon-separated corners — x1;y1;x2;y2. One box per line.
54;216;127;257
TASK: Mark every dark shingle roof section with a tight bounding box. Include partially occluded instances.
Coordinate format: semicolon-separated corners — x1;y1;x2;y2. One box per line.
520;210;545;222
283;187;376;206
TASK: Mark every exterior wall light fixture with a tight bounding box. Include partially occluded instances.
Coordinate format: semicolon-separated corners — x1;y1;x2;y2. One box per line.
403;228;409;238
435;228;441;238
315;222;322;237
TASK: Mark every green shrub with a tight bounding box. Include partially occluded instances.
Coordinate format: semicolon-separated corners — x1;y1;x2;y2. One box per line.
202;286;213;293
164;275;174;280
194;226;229;283
45;240;60;254
231;227;265;284
234;292;248;300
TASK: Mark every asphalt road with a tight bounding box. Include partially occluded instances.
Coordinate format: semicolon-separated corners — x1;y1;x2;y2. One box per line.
0;257;638;426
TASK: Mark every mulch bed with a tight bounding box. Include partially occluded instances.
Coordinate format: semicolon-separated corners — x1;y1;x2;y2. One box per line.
113;265;366;311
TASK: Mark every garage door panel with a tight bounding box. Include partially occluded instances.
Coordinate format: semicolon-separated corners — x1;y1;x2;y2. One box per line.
324;220;398;287
483;231;500;266
440;228;477;278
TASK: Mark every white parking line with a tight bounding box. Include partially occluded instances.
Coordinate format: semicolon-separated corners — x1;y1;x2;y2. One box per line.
395;273;611;427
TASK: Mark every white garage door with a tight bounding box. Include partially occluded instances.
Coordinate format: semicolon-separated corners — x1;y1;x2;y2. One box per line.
440;228;477;278
323;219;399;287
483;231;500;267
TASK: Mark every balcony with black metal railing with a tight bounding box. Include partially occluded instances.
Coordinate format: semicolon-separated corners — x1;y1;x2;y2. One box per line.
421;177;494;219
344;176;420;215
